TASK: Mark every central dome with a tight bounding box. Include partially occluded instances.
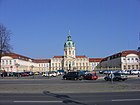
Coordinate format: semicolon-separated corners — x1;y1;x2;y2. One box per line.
64;33;75;48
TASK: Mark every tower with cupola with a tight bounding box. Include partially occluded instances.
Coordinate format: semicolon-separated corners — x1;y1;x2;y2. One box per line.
63;31;76;70
64;31;76;58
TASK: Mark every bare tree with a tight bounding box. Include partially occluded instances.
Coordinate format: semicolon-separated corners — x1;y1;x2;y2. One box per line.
0;23;12;70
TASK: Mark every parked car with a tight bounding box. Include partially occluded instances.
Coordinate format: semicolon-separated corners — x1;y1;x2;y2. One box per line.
85;73;98;80
57;70;65;75
115;70;129;75
131;70;140;75
48;71;57;77
126;70;131;75
63;71;84;80
99;70;106;74
34;72;40;75
8;72;18;77
21;72;33;76
104;73;127;81
42;72;49;77
99;70;114;74
0;71;7;77
21;72;29;76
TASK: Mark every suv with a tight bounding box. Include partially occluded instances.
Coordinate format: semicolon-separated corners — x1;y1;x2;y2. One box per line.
63;72;84;80
104;73;127;81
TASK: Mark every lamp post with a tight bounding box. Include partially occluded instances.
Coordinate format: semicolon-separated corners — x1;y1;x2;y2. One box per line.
15;63;20;78
30;65;34;78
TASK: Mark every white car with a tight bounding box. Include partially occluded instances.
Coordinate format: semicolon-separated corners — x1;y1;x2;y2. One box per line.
48;71;57;77
117;70;128;74
131;70;140;75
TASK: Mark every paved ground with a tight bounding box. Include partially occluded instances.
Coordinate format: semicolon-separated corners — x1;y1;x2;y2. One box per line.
0;75;140;105
0;75;140;94
0;91;140;105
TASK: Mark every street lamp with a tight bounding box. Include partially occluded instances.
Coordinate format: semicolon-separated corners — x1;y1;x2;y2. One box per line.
15;63;20;78
30;65;34;78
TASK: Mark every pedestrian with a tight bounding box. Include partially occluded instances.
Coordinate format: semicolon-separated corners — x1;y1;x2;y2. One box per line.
138;72;140;77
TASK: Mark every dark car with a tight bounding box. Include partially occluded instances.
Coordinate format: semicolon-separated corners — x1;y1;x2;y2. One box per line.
8;72;18;77
63;71;84;80
99;70;106;74
21;72;29;77
99;70;112;74
104;73;127;81
0;71;7;77
85;73;98;80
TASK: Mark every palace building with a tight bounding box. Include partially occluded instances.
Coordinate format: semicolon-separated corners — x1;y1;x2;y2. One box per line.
1;32;102;72
97;50;140;70
50;32;92;71
1;32;139;73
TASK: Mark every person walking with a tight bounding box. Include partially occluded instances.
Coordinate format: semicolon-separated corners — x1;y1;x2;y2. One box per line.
138;72;140;77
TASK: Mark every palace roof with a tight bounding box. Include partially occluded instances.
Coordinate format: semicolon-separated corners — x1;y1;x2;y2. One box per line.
101;50;140;62
89;58;103;62
53;56;64;58
33;59;51;63
2;52;32;61
76;55;88;58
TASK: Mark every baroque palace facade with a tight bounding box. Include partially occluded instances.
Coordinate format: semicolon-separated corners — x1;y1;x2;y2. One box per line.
1;32;140;72
1;32;102;72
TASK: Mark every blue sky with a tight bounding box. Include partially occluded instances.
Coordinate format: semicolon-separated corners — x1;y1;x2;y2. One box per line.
0;0;140;58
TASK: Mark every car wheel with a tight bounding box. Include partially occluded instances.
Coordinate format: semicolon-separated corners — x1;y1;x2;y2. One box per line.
115;78;119;81
105;78;108;81
74;78;77;80
79;76;83;80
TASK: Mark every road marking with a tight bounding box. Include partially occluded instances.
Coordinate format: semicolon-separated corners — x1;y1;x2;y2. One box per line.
112;99;140;102
14;101;63;103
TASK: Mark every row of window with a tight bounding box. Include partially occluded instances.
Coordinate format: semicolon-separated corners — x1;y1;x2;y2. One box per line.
1;60;16;65
51;67;89;70
52;63;61;67
123;58;139;61
2;60;50;69
52;59;88;62
51;63;89;67
65;50;75;55
123;65;139;70
38;64;49;67
109;53;121;60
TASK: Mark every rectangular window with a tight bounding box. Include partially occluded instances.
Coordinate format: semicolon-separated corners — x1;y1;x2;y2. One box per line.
128;65;131;69
124;65;126;70
132;65;134;69
136;65;139;69
83;63;85;66
10;60;12;65
6;60;8;65
1;60;4;65
69;51;71;55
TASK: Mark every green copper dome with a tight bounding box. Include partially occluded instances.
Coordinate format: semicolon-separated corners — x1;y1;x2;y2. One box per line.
64;32;75;48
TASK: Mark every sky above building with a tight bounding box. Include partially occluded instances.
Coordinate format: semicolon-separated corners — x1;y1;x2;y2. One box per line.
0;0;140;58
